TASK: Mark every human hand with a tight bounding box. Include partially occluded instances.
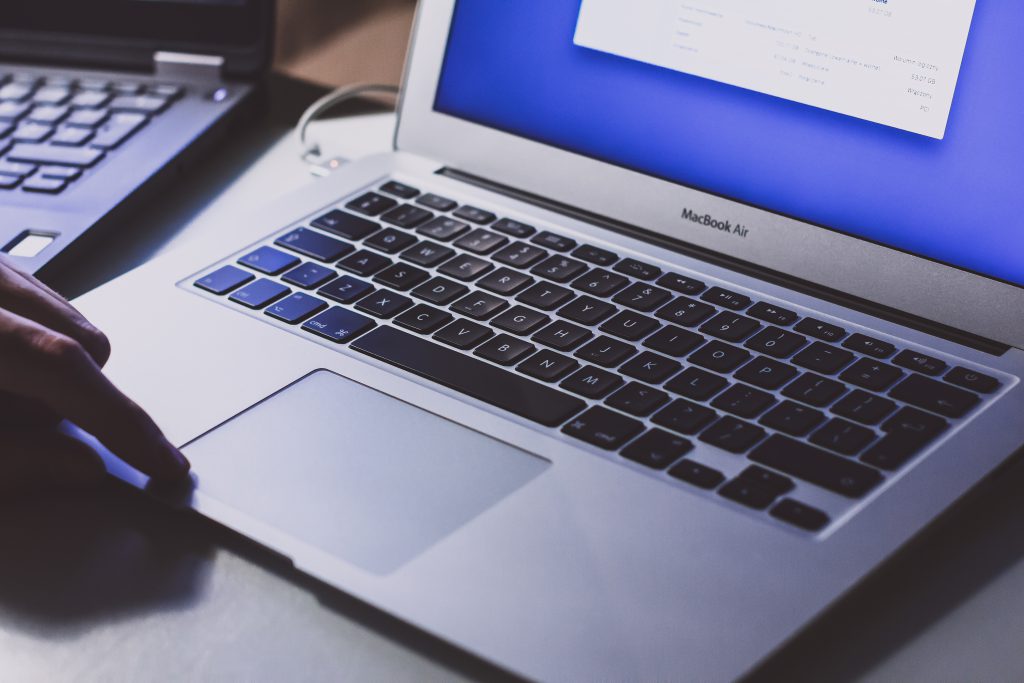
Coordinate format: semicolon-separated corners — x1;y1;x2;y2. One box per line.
0;255;190;493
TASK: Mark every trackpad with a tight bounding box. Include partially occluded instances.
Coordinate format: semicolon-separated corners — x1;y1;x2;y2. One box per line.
183;370;549;574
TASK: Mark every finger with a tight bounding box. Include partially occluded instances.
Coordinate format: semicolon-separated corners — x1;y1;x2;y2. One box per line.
0;431;106;495
0;391;61;430
0;309;190;481
0;258;111;366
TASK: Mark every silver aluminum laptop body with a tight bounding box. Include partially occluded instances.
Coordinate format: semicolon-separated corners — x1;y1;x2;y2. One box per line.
74;1;1024;680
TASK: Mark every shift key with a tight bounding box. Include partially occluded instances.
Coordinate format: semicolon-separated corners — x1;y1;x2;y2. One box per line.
90;113;147;150
750;434;883;498
7;143;105;168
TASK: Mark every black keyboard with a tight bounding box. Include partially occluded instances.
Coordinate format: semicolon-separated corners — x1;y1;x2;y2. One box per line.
0;71;183;195
190;179;1008;535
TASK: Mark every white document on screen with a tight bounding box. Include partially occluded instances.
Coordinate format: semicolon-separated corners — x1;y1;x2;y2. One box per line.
573;0;976;139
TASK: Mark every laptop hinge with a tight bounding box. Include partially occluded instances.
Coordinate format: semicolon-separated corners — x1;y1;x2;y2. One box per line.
153;51;225;80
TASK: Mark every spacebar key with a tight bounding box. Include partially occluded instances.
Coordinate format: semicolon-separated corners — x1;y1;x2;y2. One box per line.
7;143;105;168
352;325;586;427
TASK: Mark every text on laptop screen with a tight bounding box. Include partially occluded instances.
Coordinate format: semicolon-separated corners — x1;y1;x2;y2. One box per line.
434;0;1024;287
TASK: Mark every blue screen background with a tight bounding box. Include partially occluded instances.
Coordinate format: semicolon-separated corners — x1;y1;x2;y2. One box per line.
434;1;1024;286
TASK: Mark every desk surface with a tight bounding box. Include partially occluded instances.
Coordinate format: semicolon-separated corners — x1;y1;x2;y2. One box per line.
4;95;1024;682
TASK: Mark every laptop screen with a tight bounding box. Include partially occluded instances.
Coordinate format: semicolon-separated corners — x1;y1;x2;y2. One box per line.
434;1;1024;288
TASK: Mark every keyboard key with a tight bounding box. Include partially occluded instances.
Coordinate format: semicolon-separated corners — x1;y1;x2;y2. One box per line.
861;438;932;472
393;304;453;334
889;374;979;418
612;283;671;312
264;292;327;324
451;291;508;320
699;416;766;453
228;278;289;309
355;289;413;318
281;262;335;289
759;401;826;437
531;231;576;252
416;193;457;212
613;258;661;280
474;334;536;365
560;366;623;399
810;418;876;455
688;340;751;373
575;336;636;367
21;176;65;194
238;246;299;275
108;94;168;114
382;204;434;231
110;81;142;95
743;327;806;358
718;479;777;510
642;325;704;357
374;263;430;291
379;180;419;199
89;112;147;149
493;242;548;268
12;123;53;143
771;499;830;531
491;217;535;238
572;268;629;297
478;267;533;295
433;319;493;349
831;390;896;425
352;326;586;427
620;429;692;469
839;359;904;391
517;349;578;381
0;160;36;177
842;333;896;359
652;399;717;435
531;255;588;283
572;243;618;266
412;276;468;305
734;356;798;390
700;286;750;310
516;282;575;310
364;227;417;254
401;240;455;268
700;312;761;343
454;228;508;254
668;460;726;489
781;373;846;407
710;384;775;418
559;295;616;325
453;205;496;224
345;191;397;216
38;165;80;181
655;297;715;326
194;265;253;294
317;275;373;304
533;320;593;351
860;407;949;470
605;382;669;417
302;306;375;343
657;272;706;296
492;305;550;335
275;228;352;262
792;342;855;375
738;466;795;496
665;366;728;401
0;101;30;122
751;435;883;498
151;84;183;99
8;142;102;167
563;406;643;450
66;108;108;128
893;350;947;376
945;366;1001;394
311;210;378;240
794;318;846;342
338;250;392;276
0;175;20;189
748;302;798;326
51;125;91;146
599;310;660;342
438;253;493;281
417;216;470;241
620;351;681;384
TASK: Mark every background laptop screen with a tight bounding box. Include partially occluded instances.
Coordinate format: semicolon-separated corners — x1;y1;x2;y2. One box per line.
434;1;1024;287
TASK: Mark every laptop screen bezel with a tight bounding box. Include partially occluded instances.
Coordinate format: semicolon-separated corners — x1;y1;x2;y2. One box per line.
394;0;1023;349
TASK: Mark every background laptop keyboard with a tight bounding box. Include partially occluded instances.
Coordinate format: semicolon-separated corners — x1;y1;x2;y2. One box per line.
0;71;182;194
189;179;1010;535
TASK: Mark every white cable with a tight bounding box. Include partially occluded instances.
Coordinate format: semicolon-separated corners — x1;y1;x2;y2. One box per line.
295;83;400;164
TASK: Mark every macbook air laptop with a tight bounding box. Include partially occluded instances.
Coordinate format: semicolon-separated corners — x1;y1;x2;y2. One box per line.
74;0;1024;680
0;0;272;277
